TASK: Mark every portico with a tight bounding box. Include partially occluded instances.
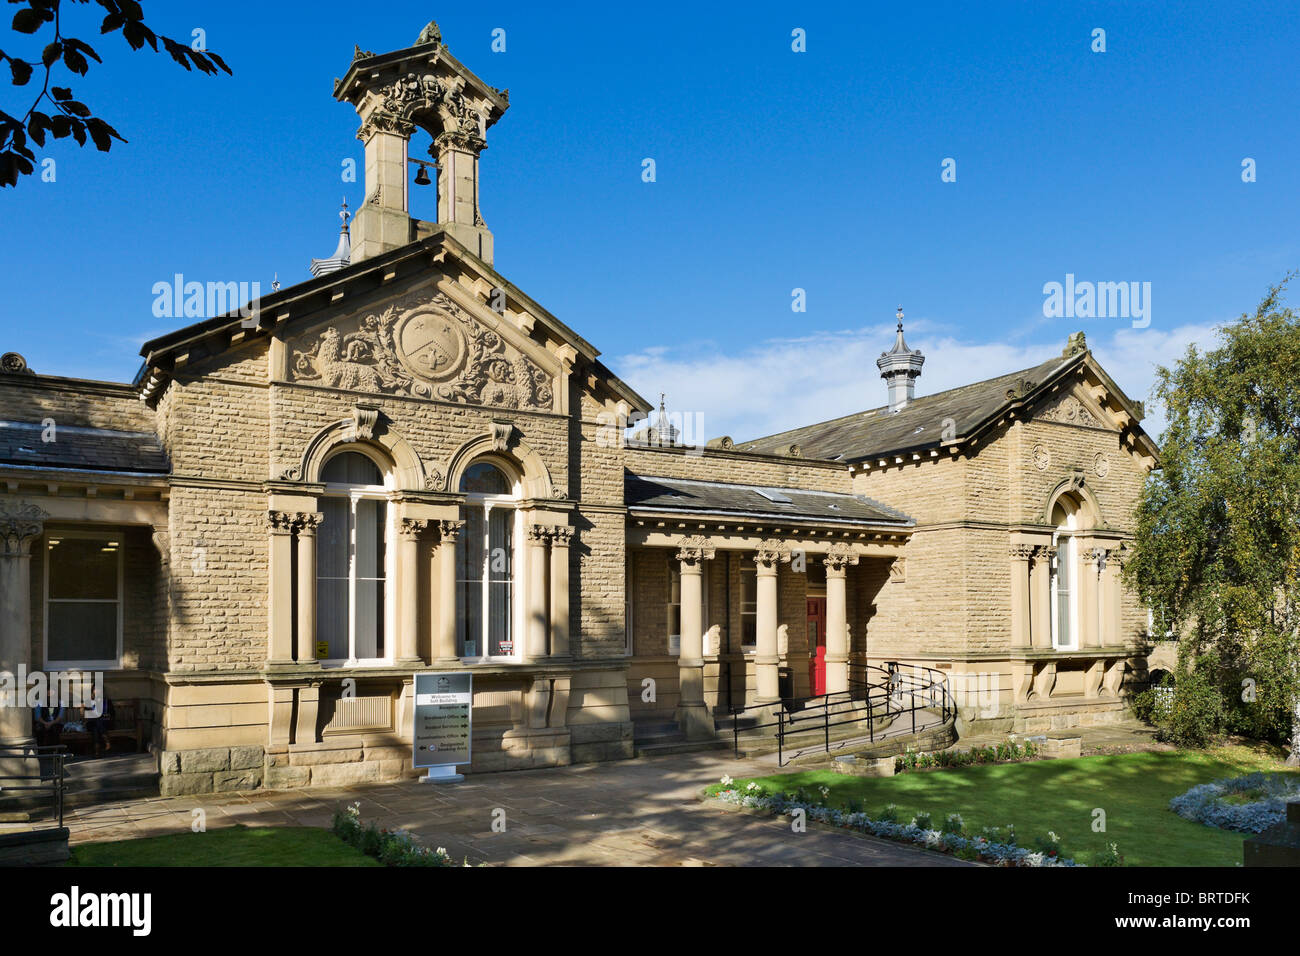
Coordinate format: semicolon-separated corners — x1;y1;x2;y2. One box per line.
624;473;912;740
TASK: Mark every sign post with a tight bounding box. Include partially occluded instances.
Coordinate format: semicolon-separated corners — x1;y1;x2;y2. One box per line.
413;672;471;784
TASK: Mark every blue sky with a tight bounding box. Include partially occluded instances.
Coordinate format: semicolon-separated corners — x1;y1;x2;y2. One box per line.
3;1;1298;440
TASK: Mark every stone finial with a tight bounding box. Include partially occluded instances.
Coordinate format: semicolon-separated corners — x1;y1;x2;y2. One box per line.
415;20;442;46
1;352;34;375
1063;331;1088;357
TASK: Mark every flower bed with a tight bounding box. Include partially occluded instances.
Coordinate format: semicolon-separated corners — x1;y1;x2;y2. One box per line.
896;737;1040;773
711;777;1081;866
1168;773;1300;833
331;802;471;866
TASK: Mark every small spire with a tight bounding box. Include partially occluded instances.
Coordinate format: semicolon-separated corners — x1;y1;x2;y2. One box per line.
877;304;925;412
309;199;353;278
896;305;904;332
272;272;281;292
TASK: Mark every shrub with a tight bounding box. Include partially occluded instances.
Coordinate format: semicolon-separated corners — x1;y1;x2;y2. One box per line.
1096;842;1125;867
1169;772;1300;832
1155;657;1226;747
911;811;933;830
941;813;965;836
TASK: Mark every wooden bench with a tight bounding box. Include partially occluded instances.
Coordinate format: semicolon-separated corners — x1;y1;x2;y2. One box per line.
54;701;150;757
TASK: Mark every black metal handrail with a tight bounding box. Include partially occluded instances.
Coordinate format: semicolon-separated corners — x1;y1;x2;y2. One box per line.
0;744;68;828
727;661;954;766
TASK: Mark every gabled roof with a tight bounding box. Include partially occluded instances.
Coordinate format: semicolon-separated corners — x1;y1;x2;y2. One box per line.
738;342;1156;465
134;229;651;414
625;473;913;527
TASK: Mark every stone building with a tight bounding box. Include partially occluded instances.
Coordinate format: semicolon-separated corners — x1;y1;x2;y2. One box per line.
0;22;1160;796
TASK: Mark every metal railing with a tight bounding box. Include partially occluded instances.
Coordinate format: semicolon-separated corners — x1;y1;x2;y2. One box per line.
727;662;954;766
0;744;68;828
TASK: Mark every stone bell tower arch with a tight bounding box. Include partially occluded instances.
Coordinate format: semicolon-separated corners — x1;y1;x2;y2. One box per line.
334;20;510;264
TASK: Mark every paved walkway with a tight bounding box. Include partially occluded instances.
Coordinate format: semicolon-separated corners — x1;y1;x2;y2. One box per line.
64;752;970;867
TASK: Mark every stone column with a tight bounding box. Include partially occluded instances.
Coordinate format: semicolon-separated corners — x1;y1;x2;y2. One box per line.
824;545;859;695
1080;544;1103;648
295;512;323;663
754;541;789;705
674;537;714;738
1010;544;1033;649
436;520;464;662
549;526;573;659
0;502;46;749
525;524;550;660
396;518;427;664
267;511;296;665
1030;545;1053;649
351;115;414;263
1105;551;1124;646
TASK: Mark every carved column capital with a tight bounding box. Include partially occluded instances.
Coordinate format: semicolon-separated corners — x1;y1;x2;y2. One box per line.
0;501;47;556
676;535;715;566
823;544;860;573
398;517;429;538
527;523;552;544
550;526;574;548
438;519;465;543
1010;544;1034;562
754;539;791;568
267;510;297;535
295;512;325;535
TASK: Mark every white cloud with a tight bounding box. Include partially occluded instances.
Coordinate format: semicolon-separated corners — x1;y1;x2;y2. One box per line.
613;319;1226;445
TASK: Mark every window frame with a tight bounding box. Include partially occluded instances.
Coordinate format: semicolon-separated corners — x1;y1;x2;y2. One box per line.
43;529;124;670
740;563;757;653
457;462;523;664
317;450;394;668
1050;513;1080;651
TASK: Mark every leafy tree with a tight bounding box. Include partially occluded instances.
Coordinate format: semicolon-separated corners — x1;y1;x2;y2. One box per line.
1;0;231;186
1126;276;1300;762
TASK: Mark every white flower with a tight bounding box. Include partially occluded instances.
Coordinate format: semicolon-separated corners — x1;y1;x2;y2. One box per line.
720;775;733;787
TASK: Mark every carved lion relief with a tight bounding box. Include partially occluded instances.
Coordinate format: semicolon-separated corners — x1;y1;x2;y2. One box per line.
289;291;553;411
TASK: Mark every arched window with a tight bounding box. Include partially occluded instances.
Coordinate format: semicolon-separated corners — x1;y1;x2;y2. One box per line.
317;450;390;663
1050;499;1080;650
457;461;519;659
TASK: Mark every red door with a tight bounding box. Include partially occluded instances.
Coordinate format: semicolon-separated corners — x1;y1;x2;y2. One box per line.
806;597;827;696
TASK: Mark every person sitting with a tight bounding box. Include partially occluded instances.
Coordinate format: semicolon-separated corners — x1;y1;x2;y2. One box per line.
86;695;116;755
33;705;65;747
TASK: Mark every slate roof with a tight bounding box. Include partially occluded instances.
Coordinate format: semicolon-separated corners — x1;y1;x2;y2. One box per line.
625;473;913;526
0;420;169;474
738;353;1081;463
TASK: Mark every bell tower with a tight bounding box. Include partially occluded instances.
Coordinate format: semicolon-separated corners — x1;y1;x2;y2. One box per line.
334;20;510;265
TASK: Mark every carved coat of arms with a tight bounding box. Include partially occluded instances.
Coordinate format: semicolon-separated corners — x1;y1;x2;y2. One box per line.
290;291;553;410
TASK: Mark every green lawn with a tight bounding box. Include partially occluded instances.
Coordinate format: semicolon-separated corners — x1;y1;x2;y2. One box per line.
68;825;381;867
715;745;1297;866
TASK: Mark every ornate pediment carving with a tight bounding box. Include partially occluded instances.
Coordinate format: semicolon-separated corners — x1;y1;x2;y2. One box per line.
289;290;553;410
1036;391;1106;429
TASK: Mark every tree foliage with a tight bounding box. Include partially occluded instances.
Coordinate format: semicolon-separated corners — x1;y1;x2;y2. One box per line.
1126;276;1300;754
0;0;231;186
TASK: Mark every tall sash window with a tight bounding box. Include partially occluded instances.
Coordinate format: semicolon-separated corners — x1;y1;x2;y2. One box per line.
317;451;390;664
457;462;519;659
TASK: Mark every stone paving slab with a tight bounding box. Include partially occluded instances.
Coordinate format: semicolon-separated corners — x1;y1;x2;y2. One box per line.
64;751;971;867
